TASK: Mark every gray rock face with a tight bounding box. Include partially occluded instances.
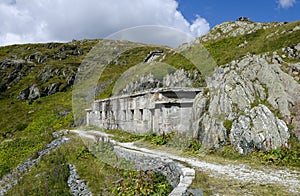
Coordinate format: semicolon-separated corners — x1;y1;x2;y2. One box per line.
17;84;40;100
28;84;41;100
200;21;282;42
230;104;289;154
192;54;300;153
0;59;35;93
44;83;61;96
118;69;200;95
17;87;30;101
163;69;194;88
26;52;47;63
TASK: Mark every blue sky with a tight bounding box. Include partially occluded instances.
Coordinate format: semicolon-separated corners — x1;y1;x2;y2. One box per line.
0;0;299;46
178;0;299;27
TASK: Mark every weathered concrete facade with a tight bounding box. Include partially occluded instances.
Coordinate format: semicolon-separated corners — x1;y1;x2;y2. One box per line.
87;88;201;134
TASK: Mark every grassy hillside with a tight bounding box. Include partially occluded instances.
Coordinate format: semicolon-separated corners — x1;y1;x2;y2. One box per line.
0;20;299;194
203;20;300;65
0;40;98;177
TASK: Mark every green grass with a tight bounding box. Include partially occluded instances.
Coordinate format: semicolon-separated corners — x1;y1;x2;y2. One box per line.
81;129;299;195
204;21;300;65
6;149;71;196
189;169;293;196
95;45;207;99
0;91;74;177
103;129;144;143
1;21;300;195
95;46;169;99
69;136;172;195
208;135;300;168
8;135;173;195
0;40;99;178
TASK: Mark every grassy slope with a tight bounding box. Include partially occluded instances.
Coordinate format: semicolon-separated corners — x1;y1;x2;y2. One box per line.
0;20;299;194
0;40;98;177
7;135;172;195
203;20;300;65
95;45;204;99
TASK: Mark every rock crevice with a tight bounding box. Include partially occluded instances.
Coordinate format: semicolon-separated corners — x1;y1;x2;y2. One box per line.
192;54;300;153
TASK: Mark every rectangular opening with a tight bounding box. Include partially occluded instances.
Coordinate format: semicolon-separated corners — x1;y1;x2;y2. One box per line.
139;109;143;120
130;109;134;120
99;111;102;120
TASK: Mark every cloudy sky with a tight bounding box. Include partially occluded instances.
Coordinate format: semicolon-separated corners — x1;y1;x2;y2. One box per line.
0;0;299;46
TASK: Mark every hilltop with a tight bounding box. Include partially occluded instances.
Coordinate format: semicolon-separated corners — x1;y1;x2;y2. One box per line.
0;19;300;195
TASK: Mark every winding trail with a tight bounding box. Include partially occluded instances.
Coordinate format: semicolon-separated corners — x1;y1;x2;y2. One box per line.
72;129;300;195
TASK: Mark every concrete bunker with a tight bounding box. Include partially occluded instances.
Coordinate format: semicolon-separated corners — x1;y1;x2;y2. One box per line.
86;88;201;134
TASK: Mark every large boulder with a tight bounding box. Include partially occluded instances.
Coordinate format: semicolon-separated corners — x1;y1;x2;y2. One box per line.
230;104;289;154
192;54;300;153
17;84;40;101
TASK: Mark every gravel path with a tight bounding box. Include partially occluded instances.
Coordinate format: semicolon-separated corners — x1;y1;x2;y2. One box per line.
73;129;300;195
72;129;196;196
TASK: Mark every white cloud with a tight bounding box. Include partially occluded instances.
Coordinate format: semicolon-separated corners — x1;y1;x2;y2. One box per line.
0;0;210;46
278;0;296;8
190;15;210;37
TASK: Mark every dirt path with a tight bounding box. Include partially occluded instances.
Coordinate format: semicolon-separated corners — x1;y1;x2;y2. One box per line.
72;129;300;195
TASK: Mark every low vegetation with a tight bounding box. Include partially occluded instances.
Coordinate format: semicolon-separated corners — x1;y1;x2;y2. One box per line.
0;20;300;195
0;40;98;178
7;135;172;195
103;129;300;168
206;135;300;168
189;168;292;195
204;20;300;65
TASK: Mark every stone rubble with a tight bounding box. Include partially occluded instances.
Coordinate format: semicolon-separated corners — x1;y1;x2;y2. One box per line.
282;43;300;59
72;129;196;196
67;164;92;196
73;129;300;195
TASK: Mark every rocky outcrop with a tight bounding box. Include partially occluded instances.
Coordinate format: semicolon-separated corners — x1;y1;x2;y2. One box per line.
163;69;194;88
0;59;35;92
118;69;201;95
201;21;282;42
25;52;47;63
192;54;300;153
43;83;61;96
230;104;289;154
0;42;82;100
54;45;83;60
17;84;41;101
143;50;164;63
282;43;300;60
11;64;76;100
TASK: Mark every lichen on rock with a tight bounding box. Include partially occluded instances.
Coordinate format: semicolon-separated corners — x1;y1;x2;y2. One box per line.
192;54;300;153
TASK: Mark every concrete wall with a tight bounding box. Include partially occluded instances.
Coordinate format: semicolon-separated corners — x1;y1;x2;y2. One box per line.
87;88;201;134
